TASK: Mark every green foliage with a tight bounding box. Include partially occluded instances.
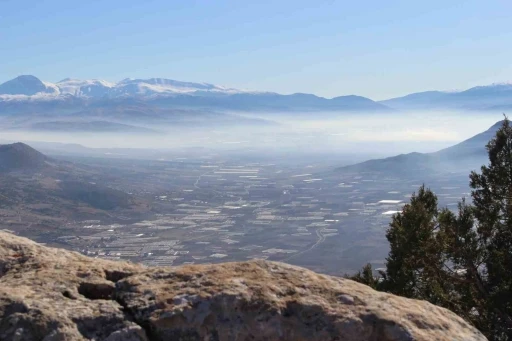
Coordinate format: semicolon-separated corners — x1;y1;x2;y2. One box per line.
347;263;379;289
352;117;512;339
382;185;448;304
469;118;512;338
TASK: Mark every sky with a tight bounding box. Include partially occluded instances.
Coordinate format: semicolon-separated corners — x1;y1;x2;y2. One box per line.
1;0;512;100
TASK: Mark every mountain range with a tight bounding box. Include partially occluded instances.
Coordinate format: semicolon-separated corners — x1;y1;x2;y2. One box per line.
1;75;511;113
0;75;241;98
336;120;502;176
0;75;390;113
379;83;512;111
0;75;510;134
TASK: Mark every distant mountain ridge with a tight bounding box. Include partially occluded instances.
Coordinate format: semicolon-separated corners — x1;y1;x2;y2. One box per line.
0;75;390;113
0;75;57;96
380;83;512;111
336;121;503;175
0;75;242;99
2;75;511;112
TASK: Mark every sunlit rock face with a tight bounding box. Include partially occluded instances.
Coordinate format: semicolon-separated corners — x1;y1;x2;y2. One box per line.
0;231;486;341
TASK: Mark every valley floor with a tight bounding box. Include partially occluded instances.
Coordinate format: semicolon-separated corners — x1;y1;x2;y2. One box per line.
1;153;472;275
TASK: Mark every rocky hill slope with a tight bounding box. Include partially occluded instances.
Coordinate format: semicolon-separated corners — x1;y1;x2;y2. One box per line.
0;231;486;341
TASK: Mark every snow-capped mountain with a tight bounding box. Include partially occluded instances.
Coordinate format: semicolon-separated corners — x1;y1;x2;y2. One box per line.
0;75;393;134
1;75;511;113
0;75;246;100
110;78;243;97
56;78;115;97
0;75;393;112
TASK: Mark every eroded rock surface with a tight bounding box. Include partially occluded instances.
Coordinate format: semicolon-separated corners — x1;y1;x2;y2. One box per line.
0;231;486;340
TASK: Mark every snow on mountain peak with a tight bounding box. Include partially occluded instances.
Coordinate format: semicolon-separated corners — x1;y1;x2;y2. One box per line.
55;78;115;96
114;77;240;95
0;76;248;100
460;82;512;95
0;75;258;101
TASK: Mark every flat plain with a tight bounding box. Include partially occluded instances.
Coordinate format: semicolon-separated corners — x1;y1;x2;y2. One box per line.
0;150;471;276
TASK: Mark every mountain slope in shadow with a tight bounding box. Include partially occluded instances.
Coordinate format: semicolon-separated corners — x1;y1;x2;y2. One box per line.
0;142;49;172
0;142;143;213
336;121;502;176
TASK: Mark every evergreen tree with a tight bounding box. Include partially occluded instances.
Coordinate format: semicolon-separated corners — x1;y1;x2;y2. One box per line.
436;201;487;332
348;263;379;289
469;117;512;338
380;185;450;306
350;118;512;339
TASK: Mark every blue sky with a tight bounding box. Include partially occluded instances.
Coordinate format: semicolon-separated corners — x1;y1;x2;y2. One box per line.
1;0;512;100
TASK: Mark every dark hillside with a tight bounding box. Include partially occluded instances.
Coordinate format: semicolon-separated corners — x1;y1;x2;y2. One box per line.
0;142;48;172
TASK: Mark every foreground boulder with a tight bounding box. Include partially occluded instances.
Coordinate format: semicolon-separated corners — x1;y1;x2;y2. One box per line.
0;232;485;341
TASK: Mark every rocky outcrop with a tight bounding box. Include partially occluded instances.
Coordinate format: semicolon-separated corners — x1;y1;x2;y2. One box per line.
0;231;486;341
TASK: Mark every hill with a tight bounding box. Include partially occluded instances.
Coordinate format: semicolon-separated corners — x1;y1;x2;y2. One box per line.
0;97;277;130
0;231;485;341
435;120;502;158
336;121;502;175
0;142;49;172
0;143;145;221
151;92;391;112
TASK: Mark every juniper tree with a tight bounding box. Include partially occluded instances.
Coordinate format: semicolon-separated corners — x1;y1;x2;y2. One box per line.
351;118;512;339
380;185;451;306
468;117;512;338
347;263;379;289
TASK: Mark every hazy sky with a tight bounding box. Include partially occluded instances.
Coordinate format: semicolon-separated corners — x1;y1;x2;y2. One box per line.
2;0;512;100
